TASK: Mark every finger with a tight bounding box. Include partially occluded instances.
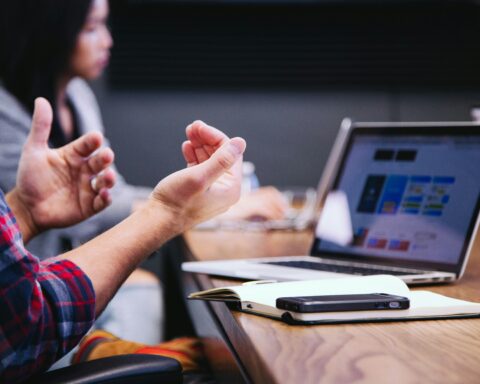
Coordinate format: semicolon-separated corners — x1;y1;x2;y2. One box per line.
87;147;115;174
27;98;53;147
182;141;198;166
203;145;216;157
92;169;116;191
186;121;228;148
196;137;246;187
65;131;104;159
186;121;230;164
90;177;98;192
194;146;211;164
93;188;112;212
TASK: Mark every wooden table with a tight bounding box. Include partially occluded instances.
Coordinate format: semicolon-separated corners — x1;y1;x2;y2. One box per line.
180;229;480;384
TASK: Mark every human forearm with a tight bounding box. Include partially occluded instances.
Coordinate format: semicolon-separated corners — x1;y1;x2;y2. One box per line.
59;201;179;314
58;135;245;315
62;129;245;316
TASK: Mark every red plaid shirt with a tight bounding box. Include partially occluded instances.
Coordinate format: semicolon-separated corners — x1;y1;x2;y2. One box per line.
0;191;96;383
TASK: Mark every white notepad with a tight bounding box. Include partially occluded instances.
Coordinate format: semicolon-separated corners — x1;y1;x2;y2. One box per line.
188;275;480;325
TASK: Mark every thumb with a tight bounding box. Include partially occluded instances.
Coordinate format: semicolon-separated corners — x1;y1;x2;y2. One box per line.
27;98;53;147
197;137;246;185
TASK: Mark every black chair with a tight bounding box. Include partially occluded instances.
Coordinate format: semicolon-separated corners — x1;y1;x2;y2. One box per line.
28;354;182;384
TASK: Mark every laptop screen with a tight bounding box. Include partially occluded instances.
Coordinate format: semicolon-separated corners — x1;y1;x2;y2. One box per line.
313;125;480;273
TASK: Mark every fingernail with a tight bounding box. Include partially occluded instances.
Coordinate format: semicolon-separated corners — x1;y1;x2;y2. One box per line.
229;137;246;155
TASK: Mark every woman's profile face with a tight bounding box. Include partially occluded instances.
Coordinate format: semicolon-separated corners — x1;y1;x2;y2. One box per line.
70;0;113;80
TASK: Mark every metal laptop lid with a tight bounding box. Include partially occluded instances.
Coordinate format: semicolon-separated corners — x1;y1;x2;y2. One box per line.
311;120;480;278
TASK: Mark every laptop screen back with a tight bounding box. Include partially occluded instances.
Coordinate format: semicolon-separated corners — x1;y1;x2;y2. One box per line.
313;125;480;273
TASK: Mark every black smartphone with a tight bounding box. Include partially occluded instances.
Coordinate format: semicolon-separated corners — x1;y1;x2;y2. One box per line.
276;293;410;313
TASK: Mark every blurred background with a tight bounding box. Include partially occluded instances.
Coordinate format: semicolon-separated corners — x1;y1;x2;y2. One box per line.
94;0;480;189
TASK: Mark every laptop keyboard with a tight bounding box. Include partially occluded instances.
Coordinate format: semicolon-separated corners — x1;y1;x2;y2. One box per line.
263;260;424;276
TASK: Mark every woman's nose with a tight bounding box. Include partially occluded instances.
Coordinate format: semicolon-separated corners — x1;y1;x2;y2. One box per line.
101;26;113;49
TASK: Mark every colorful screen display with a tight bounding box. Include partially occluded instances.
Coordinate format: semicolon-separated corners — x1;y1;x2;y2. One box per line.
316;131;480;267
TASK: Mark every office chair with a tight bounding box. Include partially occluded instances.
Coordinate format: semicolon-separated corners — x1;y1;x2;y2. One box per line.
27;354;182;384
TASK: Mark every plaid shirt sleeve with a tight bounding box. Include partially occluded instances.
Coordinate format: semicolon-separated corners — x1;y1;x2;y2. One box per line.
0;191;96;383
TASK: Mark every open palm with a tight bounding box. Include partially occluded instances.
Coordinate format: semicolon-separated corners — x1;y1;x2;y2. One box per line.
152;121;246;229
15;98;116;231
151;121;245;229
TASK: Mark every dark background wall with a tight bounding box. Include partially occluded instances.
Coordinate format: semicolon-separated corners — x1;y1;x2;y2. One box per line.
93;0;480;189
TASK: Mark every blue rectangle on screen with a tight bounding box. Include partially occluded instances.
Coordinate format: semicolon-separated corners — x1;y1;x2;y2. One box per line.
377;175;408;214
433;176;455;184
405;196;423;203
410;176;431;183
423;210;443;216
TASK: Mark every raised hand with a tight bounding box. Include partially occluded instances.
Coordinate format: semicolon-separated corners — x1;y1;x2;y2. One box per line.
181;120;229;166
150;121;246;231
8;98;116;241
182;122;287;222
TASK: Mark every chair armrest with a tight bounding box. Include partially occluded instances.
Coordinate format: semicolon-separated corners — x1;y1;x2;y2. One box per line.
29;354;182;384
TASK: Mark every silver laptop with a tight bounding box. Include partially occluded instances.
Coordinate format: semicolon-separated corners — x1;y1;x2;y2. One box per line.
182;119;480;285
